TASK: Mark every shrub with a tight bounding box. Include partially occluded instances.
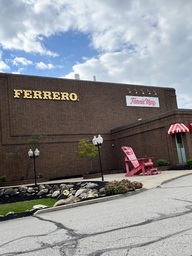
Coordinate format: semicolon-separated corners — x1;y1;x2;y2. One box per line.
0;175;7;182
104;183;129;195
104;179;142;196
187;158;192;168
131;181;143;189
157;159;170;166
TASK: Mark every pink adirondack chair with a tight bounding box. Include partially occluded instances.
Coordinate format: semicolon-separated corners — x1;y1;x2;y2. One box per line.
121;146;160;176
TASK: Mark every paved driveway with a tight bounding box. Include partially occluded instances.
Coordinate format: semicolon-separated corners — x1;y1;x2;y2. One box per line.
1;174;192;255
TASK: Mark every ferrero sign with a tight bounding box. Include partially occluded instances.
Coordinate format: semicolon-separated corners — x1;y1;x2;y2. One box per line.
13;89;79;101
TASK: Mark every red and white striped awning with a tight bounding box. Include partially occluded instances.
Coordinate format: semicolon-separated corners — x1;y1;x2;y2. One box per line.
190;123;192;132
168;123;189;134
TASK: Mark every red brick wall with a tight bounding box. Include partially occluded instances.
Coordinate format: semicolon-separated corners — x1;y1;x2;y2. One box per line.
112;110;192;170
0;73;182;183
1;73;177;140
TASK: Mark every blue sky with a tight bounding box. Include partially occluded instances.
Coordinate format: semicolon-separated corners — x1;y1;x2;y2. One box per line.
0;0;192;109
2;31;97;77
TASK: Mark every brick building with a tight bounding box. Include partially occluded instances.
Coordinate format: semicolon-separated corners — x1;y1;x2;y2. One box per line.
0;73;192;184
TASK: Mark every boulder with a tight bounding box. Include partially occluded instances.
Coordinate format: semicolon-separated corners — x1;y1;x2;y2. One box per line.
39;184;46;190
75;188;88;197
60;184;74;190
4;188;18;196
44;184;52;190
37;188;49;196
99;187;105;194
18;186;28;192
83;182;98;189
0;189;4;196
32;204;48;210
6;211;15;216
50;185;60;192
54;196;80;207
87;192;98;198
27;187;35;194
51;190;60;198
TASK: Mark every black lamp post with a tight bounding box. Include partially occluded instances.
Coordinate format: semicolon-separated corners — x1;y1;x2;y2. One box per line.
92;134;104;182
28;148;40;186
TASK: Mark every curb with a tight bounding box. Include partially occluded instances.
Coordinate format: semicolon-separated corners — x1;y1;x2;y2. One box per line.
35;172;192;216
160;173;192;185
35;173;192;216
34;188;147;216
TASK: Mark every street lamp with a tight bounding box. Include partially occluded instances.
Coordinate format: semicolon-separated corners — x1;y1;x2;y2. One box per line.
28;148;40;186
92;134;104;182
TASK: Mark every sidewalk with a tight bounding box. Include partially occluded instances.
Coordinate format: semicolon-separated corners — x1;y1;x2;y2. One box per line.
44;169;192;189
35;170;192;216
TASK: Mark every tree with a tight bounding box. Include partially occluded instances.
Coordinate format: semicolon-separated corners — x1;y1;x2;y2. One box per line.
76;139;98;173
28;133;46;150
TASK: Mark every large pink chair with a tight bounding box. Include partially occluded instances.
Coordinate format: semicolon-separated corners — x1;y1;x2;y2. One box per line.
121;146;161;176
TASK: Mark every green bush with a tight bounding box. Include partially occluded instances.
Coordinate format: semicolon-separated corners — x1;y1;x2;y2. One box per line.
187;158;192;168
104;182;129;195
0;175;7;182
157;159;170;166
131;181;143;189
104;179;142;196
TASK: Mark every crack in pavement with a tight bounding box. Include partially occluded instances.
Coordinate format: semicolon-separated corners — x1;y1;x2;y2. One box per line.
1;200;192;255
86;226;192;256
0;215;84;256
34;215;79;237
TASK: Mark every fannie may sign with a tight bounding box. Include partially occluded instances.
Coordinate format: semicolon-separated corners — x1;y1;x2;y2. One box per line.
126;96;160;108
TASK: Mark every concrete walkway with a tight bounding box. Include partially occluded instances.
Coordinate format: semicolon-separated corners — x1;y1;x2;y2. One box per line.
35;169;192;216
44;169;192;189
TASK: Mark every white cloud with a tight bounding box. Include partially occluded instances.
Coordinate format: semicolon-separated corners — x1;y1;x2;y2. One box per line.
0;61;9;72
0;50;9;71
0;0;192;108
13;57;32;66
63;0;192;109
0;0;58;55
36;61;55;70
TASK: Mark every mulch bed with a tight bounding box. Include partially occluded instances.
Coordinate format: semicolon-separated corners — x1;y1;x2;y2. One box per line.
0;181;108;204
0;181;108;222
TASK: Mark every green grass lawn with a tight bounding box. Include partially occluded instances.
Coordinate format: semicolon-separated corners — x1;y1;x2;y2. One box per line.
0;198;56;216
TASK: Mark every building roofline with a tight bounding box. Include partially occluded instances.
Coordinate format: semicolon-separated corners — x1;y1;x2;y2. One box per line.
111;108;192;133
0;72;175;91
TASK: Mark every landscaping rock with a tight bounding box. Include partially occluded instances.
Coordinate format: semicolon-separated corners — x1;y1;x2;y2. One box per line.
4;188;18;196
37;188;49;196
60;184;73;190
39;184;46;190
44;184;52;190
54;196;80;207
18;186;28;193
83;182;98;189
0;181;108;204
0;189;4;196
27;187;35;194
75;188;88;197
51;184;60;192
99;187;105;194
51;190;60;198
0;179;143;221
32;204;48;210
